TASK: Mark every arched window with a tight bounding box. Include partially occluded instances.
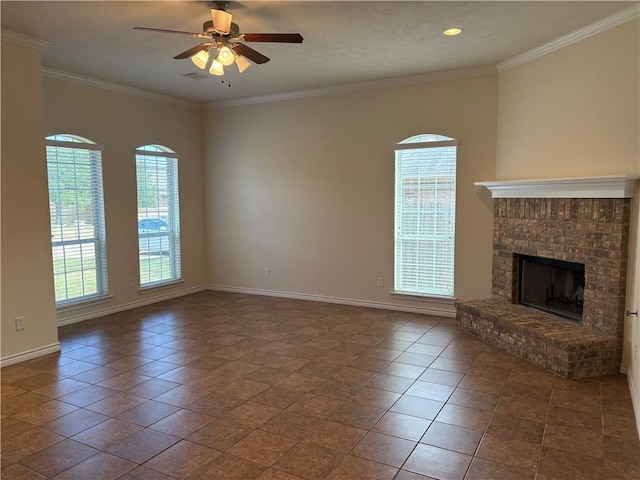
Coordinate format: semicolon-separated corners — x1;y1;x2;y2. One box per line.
394;134;457;297
45;134;109;306
135;144;181;287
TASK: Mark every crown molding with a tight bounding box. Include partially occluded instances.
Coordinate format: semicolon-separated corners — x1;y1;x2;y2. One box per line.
42;67;201;109
205;65;497;109
1;29;49;50
475;175;640;199
498;4;640;72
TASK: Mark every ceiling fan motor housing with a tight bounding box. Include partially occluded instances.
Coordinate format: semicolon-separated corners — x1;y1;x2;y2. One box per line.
203;20;214;33
203;20;239;36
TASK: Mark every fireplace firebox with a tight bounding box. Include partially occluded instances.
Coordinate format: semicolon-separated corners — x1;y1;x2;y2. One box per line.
517;255;585;322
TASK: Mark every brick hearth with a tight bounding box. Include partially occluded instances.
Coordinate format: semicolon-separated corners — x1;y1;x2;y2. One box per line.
457;196;631;379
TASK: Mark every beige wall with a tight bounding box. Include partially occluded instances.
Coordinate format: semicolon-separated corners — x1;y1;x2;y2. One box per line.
42;77;208;324
1;36;208;364
497;19;640;179
1;39;59;359
204;74;498;310
628;183;640;429
496;19;640;377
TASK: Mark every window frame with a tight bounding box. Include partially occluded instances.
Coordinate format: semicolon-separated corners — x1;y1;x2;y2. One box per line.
393;134;458;298
135;144;182;289
45;134;110;308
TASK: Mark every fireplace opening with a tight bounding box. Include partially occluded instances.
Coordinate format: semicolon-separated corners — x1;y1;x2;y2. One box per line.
517;255;585;322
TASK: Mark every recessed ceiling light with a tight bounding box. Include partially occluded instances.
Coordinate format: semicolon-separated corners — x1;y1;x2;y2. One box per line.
443;28;463;36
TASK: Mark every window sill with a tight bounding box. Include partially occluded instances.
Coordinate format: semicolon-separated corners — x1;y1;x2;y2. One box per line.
138;279;184;295
390;291;456;303
56;294;113;312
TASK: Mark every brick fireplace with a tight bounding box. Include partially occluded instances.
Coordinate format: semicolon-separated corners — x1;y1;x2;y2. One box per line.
456;176;637;378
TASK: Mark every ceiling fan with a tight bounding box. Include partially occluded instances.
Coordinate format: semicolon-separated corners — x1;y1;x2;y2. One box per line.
134;1;303;75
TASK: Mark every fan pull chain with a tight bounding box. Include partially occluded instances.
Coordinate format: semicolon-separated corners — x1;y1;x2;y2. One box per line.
221;69;232;88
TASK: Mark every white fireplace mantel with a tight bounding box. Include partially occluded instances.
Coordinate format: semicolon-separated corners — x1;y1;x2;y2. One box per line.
474;175;640;199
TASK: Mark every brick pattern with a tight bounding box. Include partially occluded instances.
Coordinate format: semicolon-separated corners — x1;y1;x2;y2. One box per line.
456;197;631;379
456;299;621;379
492;198;630;336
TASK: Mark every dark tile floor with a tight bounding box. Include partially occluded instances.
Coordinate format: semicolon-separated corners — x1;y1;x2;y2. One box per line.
2;291;639;479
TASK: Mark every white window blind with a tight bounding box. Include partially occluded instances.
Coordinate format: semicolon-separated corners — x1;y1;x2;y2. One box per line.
45;134;109;306
136;145;181;287
394;134;457;297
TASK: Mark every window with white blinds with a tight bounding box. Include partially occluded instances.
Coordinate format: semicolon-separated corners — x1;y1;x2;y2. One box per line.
45;134;109;306
136;145;181;287
394;134;457;297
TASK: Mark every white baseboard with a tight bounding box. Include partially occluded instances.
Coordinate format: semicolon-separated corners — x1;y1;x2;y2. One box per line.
0;342;61;368
57;285;208;327
3;285;454;367
629;371;640;440
56;284;455;328
628;369;640;441
208;284;457;318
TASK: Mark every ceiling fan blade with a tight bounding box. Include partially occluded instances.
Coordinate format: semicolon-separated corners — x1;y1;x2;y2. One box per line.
173;43;213;60
231;43;270;64
133;26;208;38
241;33;303;43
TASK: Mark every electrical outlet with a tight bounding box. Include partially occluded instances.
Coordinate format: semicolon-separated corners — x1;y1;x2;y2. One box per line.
264;268;271;277
15;316;25;331
129;278;135;288
377;277;384;287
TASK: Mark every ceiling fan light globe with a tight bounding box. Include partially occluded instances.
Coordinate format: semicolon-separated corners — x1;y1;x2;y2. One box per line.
235;55;252;73
191;50;209;69
209;59;225;76
218;46;235;66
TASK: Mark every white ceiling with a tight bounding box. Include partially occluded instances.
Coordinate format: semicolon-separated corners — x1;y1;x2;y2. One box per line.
1;1;636;105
